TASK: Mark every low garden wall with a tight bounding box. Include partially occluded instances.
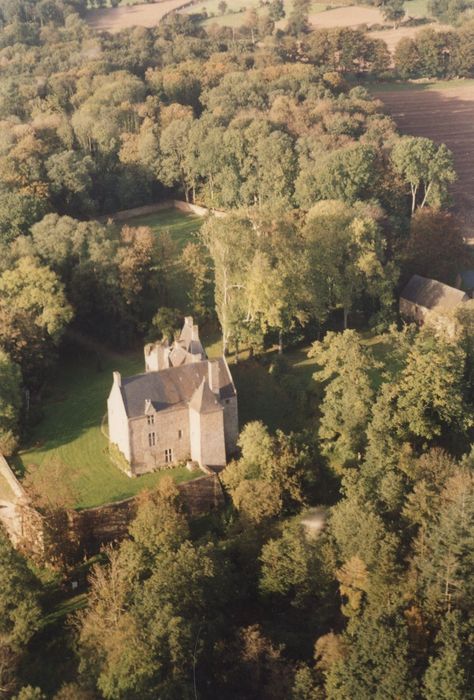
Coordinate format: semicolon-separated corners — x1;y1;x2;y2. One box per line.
0;454;25;499
0;455;45;558
0;454;224;561
102;199;226;223
70;473;224;555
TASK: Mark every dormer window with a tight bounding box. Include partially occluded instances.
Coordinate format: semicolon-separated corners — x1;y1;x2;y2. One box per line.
147;414;155;425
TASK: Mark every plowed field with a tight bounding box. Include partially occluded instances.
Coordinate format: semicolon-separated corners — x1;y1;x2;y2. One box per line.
375;83;474;238
87;0;188;32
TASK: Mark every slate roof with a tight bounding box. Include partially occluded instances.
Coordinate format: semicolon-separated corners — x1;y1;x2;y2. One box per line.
120;358;235;418
458;270;474;291
189;378;223;414
401;275;468;311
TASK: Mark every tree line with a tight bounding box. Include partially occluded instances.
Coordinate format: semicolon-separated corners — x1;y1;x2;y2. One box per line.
4;315;474;698
1;3;474;698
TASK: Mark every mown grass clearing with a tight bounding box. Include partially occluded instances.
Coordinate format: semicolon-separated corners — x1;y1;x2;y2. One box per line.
116;207;204;251
14;202;395;508
112;206;204;312
403;0;431;17
15;345;199;510
370;78;474;93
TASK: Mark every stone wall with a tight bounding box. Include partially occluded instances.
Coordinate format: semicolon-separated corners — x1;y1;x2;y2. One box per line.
0;455;45;558
102;199;226;223
0;454;25;499
70;474;224;556
1;453;224;560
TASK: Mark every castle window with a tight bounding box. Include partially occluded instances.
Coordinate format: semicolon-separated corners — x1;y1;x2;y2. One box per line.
148;432;156;447
178;429;183;439
165;448;173;463
147;414;154;425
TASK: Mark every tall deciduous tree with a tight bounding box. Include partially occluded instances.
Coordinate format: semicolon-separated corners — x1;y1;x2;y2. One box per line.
391;137;456;213
0;531;42;697
0;349;22;455
0;256;73;379
310;330;377;469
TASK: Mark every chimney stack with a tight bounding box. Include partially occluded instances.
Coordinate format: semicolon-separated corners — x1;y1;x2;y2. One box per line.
113;371;121;388
208;360;220;394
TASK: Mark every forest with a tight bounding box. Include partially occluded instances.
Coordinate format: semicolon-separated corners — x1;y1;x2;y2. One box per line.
1;0;474;698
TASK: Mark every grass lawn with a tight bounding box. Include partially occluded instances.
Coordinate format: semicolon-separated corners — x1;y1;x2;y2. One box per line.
369;78;474;93
403;0;430;16
15;338;321;509
115;207;204;251
197;0;329;26
15;345;200;510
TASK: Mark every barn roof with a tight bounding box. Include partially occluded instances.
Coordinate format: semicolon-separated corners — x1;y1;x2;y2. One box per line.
119;358;235;418
401;275;468;311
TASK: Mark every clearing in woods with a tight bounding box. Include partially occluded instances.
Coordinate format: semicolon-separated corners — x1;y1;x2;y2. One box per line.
373;81;474;239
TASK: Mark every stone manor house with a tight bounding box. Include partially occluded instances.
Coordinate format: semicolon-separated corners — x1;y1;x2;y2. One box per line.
107;317;238;476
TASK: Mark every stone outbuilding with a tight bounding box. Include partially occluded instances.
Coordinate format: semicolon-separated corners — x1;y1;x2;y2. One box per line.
400;274;468;337
107;318;238;476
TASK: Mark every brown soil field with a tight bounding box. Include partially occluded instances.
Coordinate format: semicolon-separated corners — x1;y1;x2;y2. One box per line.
376;84;474;238
371;23;449;53
87;0;189;32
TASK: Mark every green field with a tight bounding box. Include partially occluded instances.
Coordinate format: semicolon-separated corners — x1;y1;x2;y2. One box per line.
116;207;204;251
114;206;204;310
186;0;330;27
369;78;474;93
403;0;430;17
14;337;321;509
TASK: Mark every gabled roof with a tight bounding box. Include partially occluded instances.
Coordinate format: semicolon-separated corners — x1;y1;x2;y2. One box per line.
119;358;235;419
189;378;223;414
169;344;188;367
401;275;468;312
